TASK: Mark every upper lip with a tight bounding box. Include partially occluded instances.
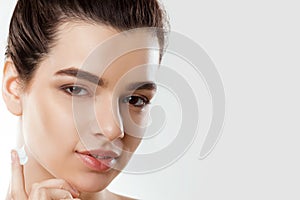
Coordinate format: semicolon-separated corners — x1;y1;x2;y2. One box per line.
76;149;120;159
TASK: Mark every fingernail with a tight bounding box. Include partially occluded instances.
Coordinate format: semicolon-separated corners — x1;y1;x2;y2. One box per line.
11;150;17;163
74;191;80;198
71;186;80;197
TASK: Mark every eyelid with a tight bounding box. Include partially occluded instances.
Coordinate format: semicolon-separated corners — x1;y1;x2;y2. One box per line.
137;94;150;104
59;84;92;97
122;94;151;108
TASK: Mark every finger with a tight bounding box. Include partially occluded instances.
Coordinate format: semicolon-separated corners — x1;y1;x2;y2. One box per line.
10;149;28;199
64;199;81;200
30;179;80;198
29;188;73;199
48;189;73;199
27;187;47;200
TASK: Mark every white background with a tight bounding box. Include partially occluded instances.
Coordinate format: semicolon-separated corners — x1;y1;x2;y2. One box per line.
1;0;300;199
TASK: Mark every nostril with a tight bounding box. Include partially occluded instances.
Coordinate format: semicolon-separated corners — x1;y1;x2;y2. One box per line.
93;132;105;137
93;130;124;142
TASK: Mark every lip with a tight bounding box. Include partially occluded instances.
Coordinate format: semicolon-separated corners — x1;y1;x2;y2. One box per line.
75;149;120;172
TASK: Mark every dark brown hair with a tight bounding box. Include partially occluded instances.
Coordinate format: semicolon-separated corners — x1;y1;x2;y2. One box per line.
5;0;169;85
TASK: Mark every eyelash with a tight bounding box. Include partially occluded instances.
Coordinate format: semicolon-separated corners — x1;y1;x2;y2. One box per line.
60;85;150;108
122;95;150;108
60;85;91;97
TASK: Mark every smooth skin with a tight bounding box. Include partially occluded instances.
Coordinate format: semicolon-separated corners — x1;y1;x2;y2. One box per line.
10;150;80;199
3;22;159;199
9;150;136;199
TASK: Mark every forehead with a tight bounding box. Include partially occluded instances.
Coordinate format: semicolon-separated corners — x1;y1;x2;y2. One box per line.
43;22;160;77
48;22;159;66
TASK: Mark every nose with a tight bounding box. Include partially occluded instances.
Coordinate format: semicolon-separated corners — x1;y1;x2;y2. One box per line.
94;93;124;141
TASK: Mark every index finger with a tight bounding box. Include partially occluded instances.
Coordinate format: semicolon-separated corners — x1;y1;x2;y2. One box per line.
10;150;28;199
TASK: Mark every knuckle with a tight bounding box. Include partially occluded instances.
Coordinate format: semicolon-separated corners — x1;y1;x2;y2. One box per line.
10;189;15;195
63;192;72;198
31;182;40;191
10;189;26;200
10;193;17;199
57;179;67;188
10;186;18;198
40;188;47;195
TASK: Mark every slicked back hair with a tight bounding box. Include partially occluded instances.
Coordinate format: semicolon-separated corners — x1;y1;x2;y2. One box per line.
5;0;169;85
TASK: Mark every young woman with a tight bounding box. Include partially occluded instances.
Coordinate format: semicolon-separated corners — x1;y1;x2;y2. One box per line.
2;0;168;199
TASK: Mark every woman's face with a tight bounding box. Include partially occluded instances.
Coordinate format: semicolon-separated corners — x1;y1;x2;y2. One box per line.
20;22;159;192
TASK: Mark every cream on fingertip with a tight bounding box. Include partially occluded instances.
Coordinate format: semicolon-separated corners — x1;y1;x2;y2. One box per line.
16;145;28;165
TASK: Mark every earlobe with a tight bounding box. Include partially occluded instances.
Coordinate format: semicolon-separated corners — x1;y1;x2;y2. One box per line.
2;60;23;116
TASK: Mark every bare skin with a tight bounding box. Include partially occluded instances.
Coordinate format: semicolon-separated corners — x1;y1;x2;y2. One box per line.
9;150;136;199
3;22;159;199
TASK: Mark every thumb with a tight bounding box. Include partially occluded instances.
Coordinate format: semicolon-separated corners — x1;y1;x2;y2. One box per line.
10;150;28;199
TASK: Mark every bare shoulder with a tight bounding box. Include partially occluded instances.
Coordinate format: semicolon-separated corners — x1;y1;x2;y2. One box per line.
105;190;138;200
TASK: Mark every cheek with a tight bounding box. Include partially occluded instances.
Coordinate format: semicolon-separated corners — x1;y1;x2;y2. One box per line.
122;106;150;132
121;107;149;152
123;134;142;153
22;89;78;170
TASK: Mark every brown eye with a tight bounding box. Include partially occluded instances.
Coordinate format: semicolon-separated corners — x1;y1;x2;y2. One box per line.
122;95;150;108
62;85;89;96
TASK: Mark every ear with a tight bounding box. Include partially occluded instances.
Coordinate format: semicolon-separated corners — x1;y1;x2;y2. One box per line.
2;59;23;116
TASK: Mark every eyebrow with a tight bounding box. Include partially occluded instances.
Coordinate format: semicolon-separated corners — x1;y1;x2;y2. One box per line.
55;68;104;86
55;67;157;91
127;81;157;91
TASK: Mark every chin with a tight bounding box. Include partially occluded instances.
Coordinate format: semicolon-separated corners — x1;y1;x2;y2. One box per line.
68;171;116;193
77;183;108;193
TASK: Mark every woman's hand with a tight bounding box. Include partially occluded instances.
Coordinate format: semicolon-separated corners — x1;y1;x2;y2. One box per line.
9;150;81;200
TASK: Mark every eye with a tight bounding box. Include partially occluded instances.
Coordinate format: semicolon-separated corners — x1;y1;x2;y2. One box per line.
61;85;90;96
122;95;150;108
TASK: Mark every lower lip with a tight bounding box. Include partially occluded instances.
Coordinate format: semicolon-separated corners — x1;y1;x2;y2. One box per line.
76;153;116;172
